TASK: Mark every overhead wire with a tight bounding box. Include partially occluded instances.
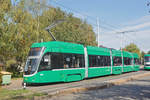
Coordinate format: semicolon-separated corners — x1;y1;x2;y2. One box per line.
43;0;147;50
123;33;147;51
51;0;121;32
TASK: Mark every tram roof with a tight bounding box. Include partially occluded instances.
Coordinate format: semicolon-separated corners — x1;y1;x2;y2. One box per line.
132;53;139;58
30;41;139;58
31;41;84;54
86;46;111;56
111;49;122;57
122;51;133;58
31;41;83;48
144;54;150;57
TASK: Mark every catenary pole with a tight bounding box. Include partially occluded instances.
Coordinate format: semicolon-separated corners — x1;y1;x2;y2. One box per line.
97;17;100;47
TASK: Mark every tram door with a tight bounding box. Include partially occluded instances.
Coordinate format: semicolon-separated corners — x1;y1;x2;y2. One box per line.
39;53;62;82
84;47;88;78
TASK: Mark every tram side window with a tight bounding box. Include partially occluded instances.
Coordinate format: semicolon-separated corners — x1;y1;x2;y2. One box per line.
39;53;85;70
39;53;64;71
134;58;140;65
138;58;140;64
113;57;122;66
51;53;64;69
63;54;85;68
105;56;111;66
39;53;52;71
98;56;103;66
89;55;97;67
124;57;132;65
89;55;111;67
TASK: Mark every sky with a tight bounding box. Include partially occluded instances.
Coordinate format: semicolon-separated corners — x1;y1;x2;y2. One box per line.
49;0;150;52
11;0;150;52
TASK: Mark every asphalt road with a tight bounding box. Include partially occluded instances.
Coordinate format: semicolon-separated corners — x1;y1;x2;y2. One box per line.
23;70;145;91
3;69;148;93
47;75;150;100
26;69;149;93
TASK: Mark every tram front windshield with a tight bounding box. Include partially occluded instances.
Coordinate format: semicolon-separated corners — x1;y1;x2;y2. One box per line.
144;56;150;62
28;47;42;56
24;58;39;75
24;47;43;75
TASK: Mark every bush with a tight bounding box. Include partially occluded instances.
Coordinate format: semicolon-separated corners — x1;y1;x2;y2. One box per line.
7;64;23;78
0;68;2;85
12;72;23;78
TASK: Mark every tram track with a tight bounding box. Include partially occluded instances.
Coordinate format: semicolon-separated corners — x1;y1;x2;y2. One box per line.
2;67;150;99
27;69;148;94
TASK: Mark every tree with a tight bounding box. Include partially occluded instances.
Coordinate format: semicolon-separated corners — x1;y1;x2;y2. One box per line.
147;50;150;54
123;43;141;56
141;51;145;65
0;0;97;76
141;51;145;58
39;8;97;46
0;0;13;70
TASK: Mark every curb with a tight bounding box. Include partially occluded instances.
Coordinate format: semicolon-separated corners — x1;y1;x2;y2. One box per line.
107;71;150;85
34;71;150;99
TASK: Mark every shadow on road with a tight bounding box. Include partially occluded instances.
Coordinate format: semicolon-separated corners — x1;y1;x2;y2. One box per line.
74;83;150;100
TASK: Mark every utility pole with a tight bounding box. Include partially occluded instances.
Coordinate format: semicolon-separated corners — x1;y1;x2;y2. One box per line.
116;30;135;72
120;32;124;51
97;17;100;47
147;1;150;13
116;31;135;50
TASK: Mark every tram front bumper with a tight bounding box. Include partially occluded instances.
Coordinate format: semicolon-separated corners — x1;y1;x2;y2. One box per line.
23;75;39;83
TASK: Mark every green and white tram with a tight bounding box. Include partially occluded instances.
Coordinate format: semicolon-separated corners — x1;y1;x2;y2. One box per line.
23;41;140;84
144;54;150;70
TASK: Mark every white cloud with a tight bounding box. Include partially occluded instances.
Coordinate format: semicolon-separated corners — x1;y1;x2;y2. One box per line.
100;15;150;52
122;15;150;26
121;22;150;32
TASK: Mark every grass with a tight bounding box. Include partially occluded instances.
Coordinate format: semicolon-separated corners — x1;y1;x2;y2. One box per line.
0;88;47;100
12;77;23;80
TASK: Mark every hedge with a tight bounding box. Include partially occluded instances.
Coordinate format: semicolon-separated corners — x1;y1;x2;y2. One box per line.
0;68;1;85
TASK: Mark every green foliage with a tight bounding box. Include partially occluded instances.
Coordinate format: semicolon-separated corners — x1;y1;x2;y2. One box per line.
11;72;23;78
147;50;150;54
123;43;141;57
0;88;47;100
0;67;1;85
141;51;145;58
141;51;145;64
0;0;97;76
0;88;28;100
39;8;97;46
6;59;16;68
